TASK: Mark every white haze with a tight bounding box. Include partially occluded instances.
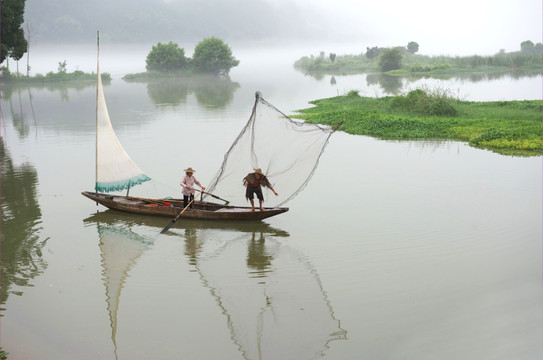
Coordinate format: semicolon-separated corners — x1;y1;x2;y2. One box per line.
269;0;542;56
11;0;543;76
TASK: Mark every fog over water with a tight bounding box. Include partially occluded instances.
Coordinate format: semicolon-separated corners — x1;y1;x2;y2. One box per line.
18;0;543;62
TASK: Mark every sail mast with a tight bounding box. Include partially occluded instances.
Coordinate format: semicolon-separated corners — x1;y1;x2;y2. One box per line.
96;30;100;191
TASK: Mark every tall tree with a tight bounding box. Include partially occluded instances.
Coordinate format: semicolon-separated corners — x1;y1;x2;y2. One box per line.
192;37;239;75
145;42;187;72
407;41;419;54
520;40;535;54
1;0;28;65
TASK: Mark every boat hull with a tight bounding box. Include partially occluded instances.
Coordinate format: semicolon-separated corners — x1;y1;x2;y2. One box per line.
82;191;288;221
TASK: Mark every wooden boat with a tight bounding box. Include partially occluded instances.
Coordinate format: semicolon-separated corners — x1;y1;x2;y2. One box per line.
82;191;288;221
83;207;291;235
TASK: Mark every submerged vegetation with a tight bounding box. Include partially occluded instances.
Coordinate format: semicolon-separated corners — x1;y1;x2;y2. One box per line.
294;89;542;157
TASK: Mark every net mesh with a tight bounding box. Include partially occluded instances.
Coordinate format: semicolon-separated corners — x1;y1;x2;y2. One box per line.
205;92;338;207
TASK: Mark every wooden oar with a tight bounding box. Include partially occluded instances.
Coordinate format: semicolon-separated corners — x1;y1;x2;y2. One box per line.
201;191;229;205
160;189;203;234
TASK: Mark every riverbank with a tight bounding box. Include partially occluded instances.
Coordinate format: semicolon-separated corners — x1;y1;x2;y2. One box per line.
0;67;111;83
294;49;543;77
294;90;542;157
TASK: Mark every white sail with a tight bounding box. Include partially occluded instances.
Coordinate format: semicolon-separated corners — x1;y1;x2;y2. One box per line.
95;32;150;192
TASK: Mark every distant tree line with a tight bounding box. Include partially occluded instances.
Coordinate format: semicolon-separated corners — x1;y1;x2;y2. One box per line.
145;37;239;76
295;40;543;74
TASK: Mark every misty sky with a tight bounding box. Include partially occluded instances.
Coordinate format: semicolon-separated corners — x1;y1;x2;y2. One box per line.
273;0;542;55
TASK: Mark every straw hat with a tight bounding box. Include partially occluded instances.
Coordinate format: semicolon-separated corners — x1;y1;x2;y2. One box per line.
254;168;263;175
184;167;196;173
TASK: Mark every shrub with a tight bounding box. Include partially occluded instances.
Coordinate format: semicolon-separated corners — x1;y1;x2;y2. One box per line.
378;47;403;72
390;88;457;116
146;42;187;72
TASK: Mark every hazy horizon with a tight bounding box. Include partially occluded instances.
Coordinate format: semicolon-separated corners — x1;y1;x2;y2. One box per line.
18;0;542;57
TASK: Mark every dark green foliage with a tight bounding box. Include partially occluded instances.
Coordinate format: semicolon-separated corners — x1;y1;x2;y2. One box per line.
192;37;239;75
1;0;28;63
378;48;404;71
146;42;187;72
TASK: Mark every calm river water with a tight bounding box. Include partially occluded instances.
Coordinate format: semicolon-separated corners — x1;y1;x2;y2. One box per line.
1;45;542;359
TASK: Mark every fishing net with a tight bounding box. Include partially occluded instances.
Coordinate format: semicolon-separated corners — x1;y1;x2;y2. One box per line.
205;92;338;207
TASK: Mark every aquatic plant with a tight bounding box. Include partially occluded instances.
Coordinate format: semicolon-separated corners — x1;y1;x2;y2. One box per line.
293;91;542;156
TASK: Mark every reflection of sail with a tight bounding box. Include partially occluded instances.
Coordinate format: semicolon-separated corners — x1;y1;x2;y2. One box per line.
186;229;346;360
98;225;151;359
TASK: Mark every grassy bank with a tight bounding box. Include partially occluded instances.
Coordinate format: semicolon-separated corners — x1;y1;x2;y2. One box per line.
1;67;111;83
293;90;542;157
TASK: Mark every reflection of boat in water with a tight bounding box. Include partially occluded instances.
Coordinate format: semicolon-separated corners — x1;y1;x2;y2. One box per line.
97;224;152;360
185;228;347;359
83;210;289;237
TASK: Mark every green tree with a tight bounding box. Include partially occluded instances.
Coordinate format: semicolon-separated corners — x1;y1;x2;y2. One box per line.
520;40;534;53
192;37;239;75
1;0;28;64
145;42;187;72
365;46;382;60
329;53;336;62
407;41;419;54
378;47;403;72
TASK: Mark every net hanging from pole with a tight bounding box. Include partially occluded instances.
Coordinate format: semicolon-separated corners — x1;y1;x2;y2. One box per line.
205;91;338;207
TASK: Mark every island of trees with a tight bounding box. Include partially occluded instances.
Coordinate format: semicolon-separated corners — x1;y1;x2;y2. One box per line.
123;37;239;80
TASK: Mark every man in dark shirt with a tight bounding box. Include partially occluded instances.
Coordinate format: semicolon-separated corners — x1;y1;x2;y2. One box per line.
243;168;278;211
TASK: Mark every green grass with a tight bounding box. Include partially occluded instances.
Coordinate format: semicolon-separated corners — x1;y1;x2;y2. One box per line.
1;68;111;83
293;90;543;156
